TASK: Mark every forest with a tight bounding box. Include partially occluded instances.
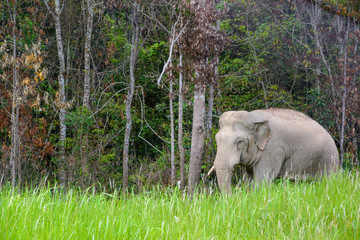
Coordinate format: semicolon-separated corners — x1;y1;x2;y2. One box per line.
0;0;359;192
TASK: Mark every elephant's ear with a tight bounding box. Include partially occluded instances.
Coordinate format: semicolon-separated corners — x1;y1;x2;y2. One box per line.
253;120;270;151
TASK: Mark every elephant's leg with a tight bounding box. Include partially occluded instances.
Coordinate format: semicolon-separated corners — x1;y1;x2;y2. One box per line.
253;150;285;184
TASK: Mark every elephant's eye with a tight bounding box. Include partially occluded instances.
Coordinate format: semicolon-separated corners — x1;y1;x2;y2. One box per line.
236;140;243;150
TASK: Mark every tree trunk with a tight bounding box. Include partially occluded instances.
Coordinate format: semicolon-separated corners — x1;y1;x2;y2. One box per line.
351;23;359;166
188;0;214;193
339;19;350;166
178;52;186;189
81;0;94;181
8;0;19;187
83;0;93;107
123;2;140;192
188;81;206;193
10;81;19;187
54;0;67;186
169;71;175;186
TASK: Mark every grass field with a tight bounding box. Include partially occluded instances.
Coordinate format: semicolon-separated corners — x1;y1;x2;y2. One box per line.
0;172;359;239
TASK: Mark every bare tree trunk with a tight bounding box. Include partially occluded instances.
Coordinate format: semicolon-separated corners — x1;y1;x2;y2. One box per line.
10;71;19;187
7;0;19;187
83;0;93;107
43;0;68;186
170;80;175;186
56;1;67;186
123;2;140;192
188;81;206;193
169;68;176;186
339;19;350;166
178;52;186;189
81;0;94;180
352;23;359;165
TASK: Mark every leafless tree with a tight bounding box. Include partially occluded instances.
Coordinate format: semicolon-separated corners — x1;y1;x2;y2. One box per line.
43;0;67;186
178;51;186;189
169;63;176;186
83;0;94;108
155;3;188;188
6;0;19;186
338;17;350;165
80;0;95;180
123;2;140;191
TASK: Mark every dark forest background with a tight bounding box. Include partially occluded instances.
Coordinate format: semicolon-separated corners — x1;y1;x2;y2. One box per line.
0;0;359;191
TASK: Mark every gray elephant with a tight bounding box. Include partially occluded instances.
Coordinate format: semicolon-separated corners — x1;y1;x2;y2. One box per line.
208;108;339;193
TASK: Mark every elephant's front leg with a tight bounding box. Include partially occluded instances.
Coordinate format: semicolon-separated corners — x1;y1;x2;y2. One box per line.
253;150;285;184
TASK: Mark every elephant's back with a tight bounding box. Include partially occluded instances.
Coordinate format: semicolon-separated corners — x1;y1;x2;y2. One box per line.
260;108;311;122
255;108;325;132
251;108;336;146
254;108;337;151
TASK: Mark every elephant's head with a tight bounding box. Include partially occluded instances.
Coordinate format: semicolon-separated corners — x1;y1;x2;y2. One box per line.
211;111;270;193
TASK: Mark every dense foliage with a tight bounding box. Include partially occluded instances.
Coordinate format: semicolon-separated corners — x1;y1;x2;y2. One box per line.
0;0;359;189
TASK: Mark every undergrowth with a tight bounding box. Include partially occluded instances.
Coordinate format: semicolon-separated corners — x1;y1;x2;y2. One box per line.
0;172;359;239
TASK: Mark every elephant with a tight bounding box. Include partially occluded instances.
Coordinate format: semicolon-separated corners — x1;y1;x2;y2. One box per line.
208;108;339;193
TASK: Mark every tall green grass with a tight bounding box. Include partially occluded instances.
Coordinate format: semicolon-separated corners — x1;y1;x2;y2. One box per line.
0;172;359;239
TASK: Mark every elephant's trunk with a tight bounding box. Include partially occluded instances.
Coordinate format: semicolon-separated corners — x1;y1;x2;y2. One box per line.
214;165;233;193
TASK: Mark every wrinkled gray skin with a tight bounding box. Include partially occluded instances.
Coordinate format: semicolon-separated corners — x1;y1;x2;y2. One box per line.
212;109;339;193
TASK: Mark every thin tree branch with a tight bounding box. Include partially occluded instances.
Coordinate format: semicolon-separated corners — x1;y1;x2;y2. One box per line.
142;12;171;34
43;0;56;17
157;19;189;85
